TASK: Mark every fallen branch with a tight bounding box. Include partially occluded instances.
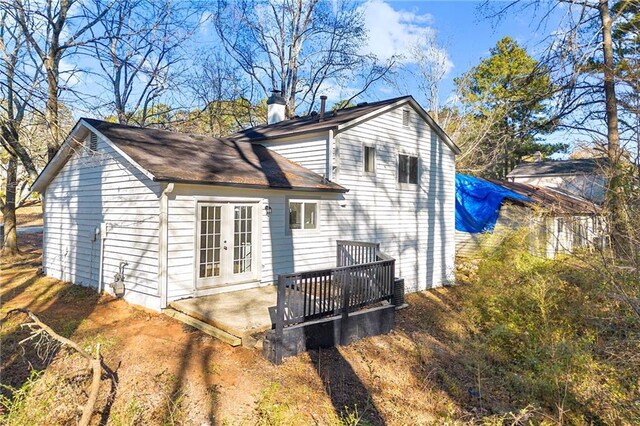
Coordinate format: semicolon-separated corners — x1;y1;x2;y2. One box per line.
2;308;118;426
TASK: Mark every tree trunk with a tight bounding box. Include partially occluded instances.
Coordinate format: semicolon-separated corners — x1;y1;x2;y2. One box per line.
46;58;60;161
599;0;629;255
2;157;20;256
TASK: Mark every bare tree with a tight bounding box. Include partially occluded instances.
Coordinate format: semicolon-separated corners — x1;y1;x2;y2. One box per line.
213;0;394;117
184;51;264;136
409;35;452;123
0;11;44;255
9;0;114;160
90;0;196;126
482;0;634;254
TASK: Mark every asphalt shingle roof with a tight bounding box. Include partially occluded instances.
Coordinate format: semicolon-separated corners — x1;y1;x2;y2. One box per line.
507;158;608;178
82;118;347;192
229;96;413;142
487;178;599;215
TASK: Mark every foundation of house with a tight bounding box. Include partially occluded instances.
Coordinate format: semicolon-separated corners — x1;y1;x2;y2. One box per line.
168;285;277;347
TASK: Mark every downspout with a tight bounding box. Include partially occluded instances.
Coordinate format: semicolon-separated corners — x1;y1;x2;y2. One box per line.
327;129;336;181
159;183;175;309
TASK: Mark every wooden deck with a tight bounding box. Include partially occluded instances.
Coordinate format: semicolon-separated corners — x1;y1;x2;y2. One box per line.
168;286;277;347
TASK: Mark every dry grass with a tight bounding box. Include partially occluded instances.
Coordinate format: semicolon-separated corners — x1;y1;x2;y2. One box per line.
1;234;638;425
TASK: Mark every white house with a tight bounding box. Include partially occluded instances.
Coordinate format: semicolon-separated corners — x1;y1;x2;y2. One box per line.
31;95;459;313
507;158;608;203
456;177;602;259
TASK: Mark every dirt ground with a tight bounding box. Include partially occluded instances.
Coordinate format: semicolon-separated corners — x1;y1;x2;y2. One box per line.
0;203;43;228
1;235;481;425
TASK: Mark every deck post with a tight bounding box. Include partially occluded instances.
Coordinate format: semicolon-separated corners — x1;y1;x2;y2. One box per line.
340;268;352;345
274;275;286;364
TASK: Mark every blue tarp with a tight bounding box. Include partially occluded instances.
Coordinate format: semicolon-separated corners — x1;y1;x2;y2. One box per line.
455;174;531;234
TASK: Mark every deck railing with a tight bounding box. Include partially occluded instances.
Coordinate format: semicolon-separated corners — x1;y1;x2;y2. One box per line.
273;241;395;362
336;240;380;267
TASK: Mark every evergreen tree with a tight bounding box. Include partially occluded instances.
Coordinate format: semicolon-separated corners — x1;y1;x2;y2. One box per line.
454;37;565;178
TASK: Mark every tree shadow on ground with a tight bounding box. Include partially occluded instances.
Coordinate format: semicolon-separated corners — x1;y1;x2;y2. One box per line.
0;235;116;423
309;347;385;425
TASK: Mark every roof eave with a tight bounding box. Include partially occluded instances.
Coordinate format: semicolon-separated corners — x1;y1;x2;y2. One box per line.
31;120;89;193
233;127;335;143
152;177;349;193
335;96;462;155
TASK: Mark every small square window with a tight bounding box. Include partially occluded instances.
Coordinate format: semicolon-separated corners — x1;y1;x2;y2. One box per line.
289;201;318;230
402;109;410;127
363;145;375;173
398;154;418;184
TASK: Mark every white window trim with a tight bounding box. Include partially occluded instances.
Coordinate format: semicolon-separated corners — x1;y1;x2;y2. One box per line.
396;152;420;189
362;143;376;175
192;200;262;291
286;197;321;235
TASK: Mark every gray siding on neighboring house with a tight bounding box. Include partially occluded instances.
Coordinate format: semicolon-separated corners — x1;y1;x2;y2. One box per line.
330;106;456;291
455;203;600;259
43;134;163;305
455;204;532;257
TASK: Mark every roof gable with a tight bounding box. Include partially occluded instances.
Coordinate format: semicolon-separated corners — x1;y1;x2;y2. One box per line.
229;95;461;154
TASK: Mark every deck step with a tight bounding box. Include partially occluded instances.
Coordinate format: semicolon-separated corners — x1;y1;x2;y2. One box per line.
162;308;242;347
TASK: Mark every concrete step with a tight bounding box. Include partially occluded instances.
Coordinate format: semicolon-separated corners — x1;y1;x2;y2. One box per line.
162;308;241;347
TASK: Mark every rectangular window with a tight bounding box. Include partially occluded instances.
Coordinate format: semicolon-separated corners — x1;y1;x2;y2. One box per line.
363;145;375;173
289;201;318;230
233;205;253;274
199;205;222;278
398;154;418;184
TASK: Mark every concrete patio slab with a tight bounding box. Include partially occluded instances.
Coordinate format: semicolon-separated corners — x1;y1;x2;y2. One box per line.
169;286;277;342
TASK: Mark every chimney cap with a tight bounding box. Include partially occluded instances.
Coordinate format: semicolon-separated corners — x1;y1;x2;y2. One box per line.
267;89;286;106
320;95;327;100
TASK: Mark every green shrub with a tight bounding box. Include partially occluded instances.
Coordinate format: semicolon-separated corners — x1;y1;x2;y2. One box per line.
458;230;640;424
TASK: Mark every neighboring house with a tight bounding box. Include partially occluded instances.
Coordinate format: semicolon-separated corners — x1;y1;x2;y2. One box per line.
31;95;459;315
456;174;602;259
506;157;608;203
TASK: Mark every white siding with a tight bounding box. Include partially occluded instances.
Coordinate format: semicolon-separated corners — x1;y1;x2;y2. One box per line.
252;106;456;293
261;133;329;176
328;106;457;291
44;134;163;304
166;185;342;301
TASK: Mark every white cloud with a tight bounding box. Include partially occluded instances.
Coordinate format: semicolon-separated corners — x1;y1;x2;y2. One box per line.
359;0;437;63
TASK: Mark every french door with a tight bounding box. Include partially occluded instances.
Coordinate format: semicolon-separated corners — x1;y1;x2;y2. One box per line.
196;203;258;288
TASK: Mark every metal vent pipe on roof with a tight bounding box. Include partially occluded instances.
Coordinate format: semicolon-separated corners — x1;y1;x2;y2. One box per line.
319;95;327;121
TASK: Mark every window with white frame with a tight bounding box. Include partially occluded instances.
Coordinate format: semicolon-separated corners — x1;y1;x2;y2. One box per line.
363;145;375;173
398;154;418;184
289;200;318;230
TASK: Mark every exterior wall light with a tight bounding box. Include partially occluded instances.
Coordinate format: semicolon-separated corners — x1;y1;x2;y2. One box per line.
265;205;272;216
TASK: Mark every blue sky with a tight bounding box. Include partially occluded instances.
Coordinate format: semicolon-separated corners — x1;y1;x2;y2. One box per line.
359;0;556;106
67;0;581;154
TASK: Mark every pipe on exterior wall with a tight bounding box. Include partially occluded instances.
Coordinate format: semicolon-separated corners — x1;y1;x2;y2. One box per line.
98;222;108;293
159;183;175;309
